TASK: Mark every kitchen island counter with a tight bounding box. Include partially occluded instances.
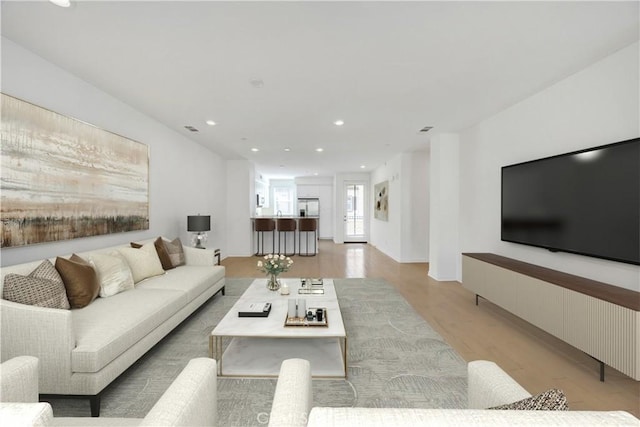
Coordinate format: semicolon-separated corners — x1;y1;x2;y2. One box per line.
251;216;319;255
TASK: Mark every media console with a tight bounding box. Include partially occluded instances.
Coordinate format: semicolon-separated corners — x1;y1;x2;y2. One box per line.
462;253;640;381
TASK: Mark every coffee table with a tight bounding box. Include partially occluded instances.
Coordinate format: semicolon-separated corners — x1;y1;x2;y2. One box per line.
209;278;347;378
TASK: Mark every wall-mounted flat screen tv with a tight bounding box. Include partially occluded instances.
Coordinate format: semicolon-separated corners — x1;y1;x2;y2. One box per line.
501;138;639;266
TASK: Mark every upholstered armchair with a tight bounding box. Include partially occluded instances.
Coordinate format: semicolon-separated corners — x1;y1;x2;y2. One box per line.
0;356;217;426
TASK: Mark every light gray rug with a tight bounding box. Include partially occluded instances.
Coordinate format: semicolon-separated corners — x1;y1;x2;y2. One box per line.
47;278;467;425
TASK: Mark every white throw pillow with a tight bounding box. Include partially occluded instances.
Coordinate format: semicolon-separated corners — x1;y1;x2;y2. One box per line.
117;243;165;284
88;253;135;297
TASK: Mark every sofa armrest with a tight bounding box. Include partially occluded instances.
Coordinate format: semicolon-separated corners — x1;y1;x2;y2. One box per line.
467;360;531;409
140;358;216;427
183;246;217;266
0;402;54;426
269;358;312;427
0;300;75;393
0;356;39;403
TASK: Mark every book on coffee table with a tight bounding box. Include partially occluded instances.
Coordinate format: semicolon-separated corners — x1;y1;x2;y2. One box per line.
238;302;271;317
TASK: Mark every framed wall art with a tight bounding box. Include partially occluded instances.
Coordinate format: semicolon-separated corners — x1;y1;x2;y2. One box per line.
1;93;149;248
374;180;389;221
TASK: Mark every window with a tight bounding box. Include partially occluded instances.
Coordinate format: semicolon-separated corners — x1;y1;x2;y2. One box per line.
273;186;295;215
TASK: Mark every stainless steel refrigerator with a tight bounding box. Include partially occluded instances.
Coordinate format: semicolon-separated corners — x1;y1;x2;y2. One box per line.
297;198;319;217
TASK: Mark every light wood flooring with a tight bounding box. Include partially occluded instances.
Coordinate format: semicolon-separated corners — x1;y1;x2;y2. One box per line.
221;240;640;417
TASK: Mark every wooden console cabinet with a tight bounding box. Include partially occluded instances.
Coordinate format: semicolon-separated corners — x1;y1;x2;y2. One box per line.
462;253;640;381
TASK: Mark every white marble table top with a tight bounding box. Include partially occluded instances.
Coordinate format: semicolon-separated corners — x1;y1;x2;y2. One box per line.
212;278;345;338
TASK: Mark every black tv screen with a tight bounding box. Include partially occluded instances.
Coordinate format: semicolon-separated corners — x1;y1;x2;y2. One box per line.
501;138;640;266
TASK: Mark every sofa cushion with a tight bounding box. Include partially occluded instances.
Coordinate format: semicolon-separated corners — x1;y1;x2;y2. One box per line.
88;253;135;298
154;237;186;270
135;265;225;301
55;254;100;309
489;388;568;410
307;408;640;426
71;287;187;373
117;244;165;283
2;260;70;309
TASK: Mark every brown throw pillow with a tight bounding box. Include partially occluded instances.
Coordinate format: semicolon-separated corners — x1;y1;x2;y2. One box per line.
154;237;174;270
489;388;568;410
55;254;100;309
166;238;186;268
130;242;143;249
154;237;186;270
3;260;71;309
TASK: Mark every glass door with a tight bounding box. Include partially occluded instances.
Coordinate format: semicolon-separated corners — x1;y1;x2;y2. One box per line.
344;183;366;242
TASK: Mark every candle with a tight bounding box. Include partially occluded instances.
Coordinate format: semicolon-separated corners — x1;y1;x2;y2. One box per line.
280;283;290;295
288;299;297;318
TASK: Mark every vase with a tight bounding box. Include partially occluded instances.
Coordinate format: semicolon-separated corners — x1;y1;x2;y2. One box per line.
267;274;281;291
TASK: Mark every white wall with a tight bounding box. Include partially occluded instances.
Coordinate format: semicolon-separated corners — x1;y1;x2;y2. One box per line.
226;160;255;257
1;38;227;266
459;41;640;291
429;135;460;280
402;151;429;263
370;151;429;263
370;156;402;260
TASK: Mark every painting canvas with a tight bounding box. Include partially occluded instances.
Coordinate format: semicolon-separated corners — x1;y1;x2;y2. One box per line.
374;180;389;221
1;94;149;248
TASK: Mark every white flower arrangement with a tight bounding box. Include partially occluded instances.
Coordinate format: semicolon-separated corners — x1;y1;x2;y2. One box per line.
257;253;293;276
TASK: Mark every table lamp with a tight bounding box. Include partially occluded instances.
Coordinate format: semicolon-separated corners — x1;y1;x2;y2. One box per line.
187;215;210;249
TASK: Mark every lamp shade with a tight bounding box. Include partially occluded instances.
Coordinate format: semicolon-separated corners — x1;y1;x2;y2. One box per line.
187;215;210;232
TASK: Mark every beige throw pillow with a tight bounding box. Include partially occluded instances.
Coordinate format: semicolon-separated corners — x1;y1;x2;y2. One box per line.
3;260;71;309
55;254;100;309
88;253;135;297
118;243;165;283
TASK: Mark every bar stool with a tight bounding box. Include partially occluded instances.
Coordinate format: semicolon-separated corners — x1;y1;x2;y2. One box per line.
276;218;297;257
298;218;317;256
254;218;275;256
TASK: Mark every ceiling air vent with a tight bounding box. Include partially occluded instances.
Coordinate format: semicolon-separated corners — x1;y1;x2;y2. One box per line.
419;126;433;133
184;125;199;132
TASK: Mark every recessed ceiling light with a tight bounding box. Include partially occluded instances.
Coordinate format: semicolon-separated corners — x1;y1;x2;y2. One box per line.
360;165;366;169
314;172;319;176
284;148;291;152
205;120;216;126
251;148;259;152
49;0;71;7
334;120;344;126
315;148;324;152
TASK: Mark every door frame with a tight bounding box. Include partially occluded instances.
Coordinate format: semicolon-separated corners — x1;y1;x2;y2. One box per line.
343;180;368;243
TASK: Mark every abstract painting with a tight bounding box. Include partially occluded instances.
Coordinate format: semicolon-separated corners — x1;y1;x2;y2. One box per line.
374;180;389;221
1;93;149;248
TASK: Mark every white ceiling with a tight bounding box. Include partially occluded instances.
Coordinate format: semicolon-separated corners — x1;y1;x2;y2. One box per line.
2;1;638;180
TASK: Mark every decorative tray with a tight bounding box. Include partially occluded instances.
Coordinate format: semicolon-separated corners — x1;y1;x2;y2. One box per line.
284;307;328;327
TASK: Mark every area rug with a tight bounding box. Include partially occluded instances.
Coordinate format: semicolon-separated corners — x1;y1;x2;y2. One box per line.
46;278;467;425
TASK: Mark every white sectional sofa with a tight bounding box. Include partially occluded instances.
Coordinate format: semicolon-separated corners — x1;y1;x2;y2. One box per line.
0;239;225;416
270;359;640;427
